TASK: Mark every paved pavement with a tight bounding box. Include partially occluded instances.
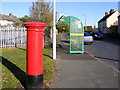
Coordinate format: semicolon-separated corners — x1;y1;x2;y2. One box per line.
49;34;119;88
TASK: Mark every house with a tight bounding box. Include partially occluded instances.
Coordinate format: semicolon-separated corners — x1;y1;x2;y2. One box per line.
0;13;19;26
98;9;119;34
118;15;120;34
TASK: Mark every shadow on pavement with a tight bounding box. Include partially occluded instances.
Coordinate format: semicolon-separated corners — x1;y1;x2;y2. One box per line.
61;40;70;44
60;53;96;60
56;44;96;60
56;44;69;54
1;56;26;89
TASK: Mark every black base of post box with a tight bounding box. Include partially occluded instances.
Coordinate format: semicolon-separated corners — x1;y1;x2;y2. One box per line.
26;74;43;89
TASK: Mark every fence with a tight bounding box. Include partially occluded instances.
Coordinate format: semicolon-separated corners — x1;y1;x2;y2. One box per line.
0;27;51;48
0;27;26;48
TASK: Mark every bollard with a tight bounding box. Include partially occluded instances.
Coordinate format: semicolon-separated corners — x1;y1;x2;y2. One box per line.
24;22;46;89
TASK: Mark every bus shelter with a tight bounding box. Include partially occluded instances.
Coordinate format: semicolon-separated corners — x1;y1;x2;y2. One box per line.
58;15;84;53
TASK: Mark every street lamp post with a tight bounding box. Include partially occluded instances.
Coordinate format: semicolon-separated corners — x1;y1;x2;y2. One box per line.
83;15;86;26
82;15;86;30
52;0;56;60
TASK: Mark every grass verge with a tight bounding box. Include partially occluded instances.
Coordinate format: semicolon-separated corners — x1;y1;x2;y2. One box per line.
1;46;55;88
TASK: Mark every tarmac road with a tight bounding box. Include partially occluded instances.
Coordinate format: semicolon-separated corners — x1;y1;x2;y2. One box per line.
85;37;120;72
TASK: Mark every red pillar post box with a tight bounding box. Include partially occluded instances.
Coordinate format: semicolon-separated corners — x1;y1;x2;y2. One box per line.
24;22;46;88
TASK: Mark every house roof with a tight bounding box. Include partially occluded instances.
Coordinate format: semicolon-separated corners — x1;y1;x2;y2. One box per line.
98;11;116;23
0;13;19;22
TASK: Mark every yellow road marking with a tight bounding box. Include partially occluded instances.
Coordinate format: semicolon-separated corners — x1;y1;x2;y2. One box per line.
70;33;84;36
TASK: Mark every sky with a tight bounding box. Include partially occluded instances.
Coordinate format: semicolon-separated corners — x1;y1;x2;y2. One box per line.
0;1;119;27
57;2;118;27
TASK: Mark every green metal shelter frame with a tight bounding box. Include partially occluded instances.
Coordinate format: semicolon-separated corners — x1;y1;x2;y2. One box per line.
58;15;84;54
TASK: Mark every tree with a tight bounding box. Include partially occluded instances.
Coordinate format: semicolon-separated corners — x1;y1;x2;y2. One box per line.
56;22;70;33
29;0;53;29
92;25;98;31
19;15;34;23
14;15;35;26
84;26;92;32
84;25;98;32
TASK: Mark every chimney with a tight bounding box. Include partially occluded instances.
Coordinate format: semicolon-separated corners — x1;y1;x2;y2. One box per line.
109;9;114;14
105;12;108;16
9;13;12;16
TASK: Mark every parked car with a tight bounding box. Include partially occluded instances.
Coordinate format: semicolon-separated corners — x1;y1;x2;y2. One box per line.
90;31;103;40
84;32;93;44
